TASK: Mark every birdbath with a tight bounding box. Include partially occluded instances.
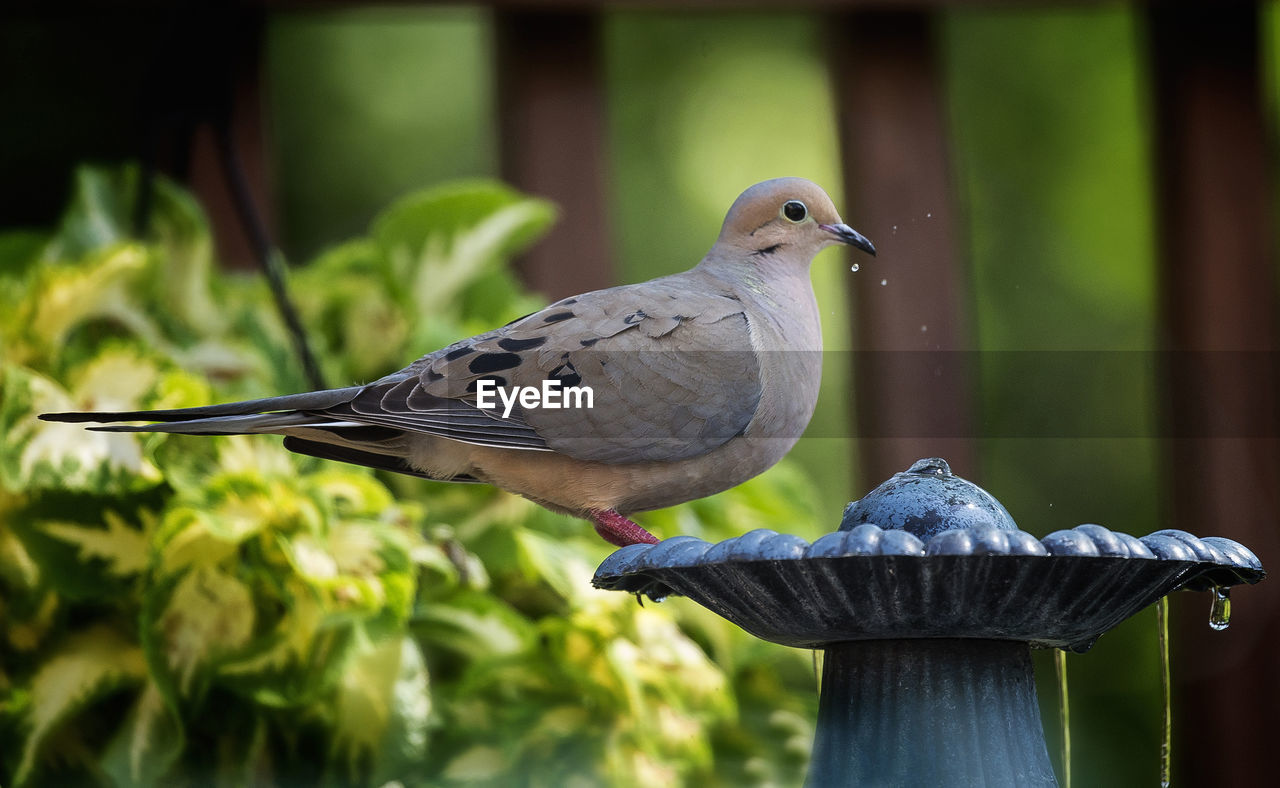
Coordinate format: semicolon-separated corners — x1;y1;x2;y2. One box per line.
592;458;1265;786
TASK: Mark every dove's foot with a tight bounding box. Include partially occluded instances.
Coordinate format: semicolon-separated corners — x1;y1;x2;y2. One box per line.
590;510;660;547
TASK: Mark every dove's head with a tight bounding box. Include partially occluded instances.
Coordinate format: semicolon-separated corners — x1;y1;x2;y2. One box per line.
715;177;876;262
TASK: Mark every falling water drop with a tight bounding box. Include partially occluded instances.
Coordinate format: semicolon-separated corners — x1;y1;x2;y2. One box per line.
879;279;887;286
850;263;860;273
926;212;933;218
1054;649;1072;788
1209;586;1231;631
1157;596;1172;788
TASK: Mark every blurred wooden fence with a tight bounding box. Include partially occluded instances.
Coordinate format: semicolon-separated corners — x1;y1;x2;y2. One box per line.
22;1;1278;785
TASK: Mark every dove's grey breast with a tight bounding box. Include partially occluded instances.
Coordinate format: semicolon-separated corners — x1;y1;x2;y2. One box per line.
729;264;824;475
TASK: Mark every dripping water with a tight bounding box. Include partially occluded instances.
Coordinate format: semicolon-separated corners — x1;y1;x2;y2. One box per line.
1157;596;1172;788
1054;649;1071;788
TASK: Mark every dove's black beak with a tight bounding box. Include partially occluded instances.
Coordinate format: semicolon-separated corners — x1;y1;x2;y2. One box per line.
820;223;876;256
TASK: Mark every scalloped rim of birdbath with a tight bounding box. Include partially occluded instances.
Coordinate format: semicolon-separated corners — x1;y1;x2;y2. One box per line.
592;524;1264;652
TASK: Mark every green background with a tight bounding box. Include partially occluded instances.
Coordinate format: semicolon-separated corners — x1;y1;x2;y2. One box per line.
4;5;1277;785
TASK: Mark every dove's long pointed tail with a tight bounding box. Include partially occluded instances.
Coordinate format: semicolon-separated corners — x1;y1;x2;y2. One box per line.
38;386;368;434
37;386;368;424
38;382;497;486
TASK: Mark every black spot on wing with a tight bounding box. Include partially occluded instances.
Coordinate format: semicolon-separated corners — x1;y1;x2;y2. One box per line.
469;353;522;374
444;345;476;361
549;362;582;388
579;337;600;347
425;369;444;382
622;310;647;325
542;310;575;323
498;336;547;352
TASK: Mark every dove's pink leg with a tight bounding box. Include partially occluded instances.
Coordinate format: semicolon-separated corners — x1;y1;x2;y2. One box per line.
590;510;660;547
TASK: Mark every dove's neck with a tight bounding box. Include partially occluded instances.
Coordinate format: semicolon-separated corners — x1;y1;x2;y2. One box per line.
696;248;822;352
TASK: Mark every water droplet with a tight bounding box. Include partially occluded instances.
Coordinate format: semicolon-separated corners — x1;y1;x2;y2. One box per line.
850;263;860;273
926;212;933;218
1209;586;1231;631
879;278;887;286
920;324;928;333
891;224;898;234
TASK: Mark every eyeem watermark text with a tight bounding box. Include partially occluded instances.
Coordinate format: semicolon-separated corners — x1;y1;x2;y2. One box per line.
475;379;594;418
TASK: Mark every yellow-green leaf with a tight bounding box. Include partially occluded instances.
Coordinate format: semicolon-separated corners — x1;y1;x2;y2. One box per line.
443;745;509;782
14;624;146;784
100;680;183;787
157;565;255;695
41;510;149;577
20;245;169;364
330;634;430;773
1;362;162;492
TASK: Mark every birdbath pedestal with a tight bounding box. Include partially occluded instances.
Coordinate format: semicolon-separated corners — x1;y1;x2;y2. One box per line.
593;458;1265;786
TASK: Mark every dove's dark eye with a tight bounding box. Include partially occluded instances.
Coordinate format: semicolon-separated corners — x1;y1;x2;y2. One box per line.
782;200;807;223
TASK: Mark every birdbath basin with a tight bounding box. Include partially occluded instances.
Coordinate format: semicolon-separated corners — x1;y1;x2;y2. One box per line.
592;458;1265;786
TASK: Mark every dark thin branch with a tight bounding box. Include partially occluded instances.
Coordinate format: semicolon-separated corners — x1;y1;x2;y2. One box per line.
212;114;327;391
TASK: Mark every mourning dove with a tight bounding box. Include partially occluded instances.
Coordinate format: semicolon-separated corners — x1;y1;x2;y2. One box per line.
42;178;875;546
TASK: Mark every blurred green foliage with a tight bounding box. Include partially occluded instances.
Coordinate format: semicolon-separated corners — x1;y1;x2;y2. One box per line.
267;9;497;259
0;166;823;786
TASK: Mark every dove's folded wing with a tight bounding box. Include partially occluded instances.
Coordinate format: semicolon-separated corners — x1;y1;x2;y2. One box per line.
316;279;763;464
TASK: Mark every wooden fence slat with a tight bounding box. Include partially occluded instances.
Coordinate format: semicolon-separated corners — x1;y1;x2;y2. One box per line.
830;8;977;486
495;9;615;299
1148;5;1280;786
